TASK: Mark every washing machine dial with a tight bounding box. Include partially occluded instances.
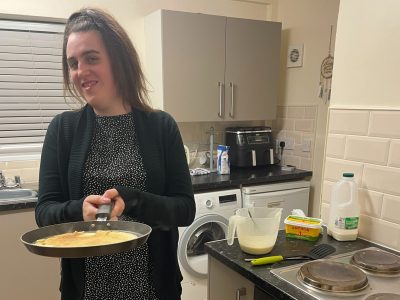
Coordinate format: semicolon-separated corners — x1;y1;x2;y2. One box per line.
205;199;213;208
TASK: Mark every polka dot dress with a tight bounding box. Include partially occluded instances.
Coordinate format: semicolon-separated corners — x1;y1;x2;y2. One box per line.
82;112;158;300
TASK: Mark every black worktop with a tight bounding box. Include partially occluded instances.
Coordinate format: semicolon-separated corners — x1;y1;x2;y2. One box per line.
0;165;311;212
0;200;36;212
191;165;312;192
205;228;395;300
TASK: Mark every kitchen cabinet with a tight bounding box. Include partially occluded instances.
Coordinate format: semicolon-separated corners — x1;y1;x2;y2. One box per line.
145;10;281;122
208;256;254;300
0;209;59;300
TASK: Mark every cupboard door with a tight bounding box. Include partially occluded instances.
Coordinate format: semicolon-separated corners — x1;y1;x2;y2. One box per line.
208;256;254;300
225;18;281;121
162;11;226;122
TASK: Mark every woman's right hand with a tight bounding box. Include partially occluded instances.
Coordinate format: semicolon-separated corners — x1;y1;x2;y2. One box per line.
82;189;125;221
82;195;110;221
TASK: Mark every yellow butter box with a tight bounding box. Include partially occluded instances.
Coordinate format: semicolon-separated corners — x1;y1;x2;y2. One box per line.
284;215;323;241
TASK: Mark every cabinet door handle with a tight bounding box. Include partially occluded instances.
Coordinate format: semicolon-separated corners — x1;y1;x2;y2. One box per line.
229;82;234;118
268;201;283;208
236;287;246;300
218;81;224;118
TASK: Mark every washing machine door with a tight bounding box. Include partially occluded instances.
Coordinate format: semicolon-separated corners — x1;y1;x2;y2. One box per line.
178;214;227;278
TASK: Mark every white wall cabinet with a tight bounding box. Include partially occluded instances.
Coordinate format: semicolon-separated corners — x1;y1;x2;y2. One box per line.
145;10;281;122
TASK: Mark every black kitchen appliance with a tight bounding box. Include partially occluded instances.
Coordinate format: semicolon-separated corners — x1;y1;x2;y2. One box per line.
225;126;274;167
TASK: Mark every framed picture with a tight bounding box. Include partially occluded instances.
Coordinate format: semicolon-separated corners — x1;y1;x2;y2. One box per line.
287;44;304;68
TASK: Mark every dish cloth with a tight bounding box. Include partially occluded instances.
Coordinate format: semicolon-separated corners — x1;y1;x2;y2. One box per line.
190;168;211;176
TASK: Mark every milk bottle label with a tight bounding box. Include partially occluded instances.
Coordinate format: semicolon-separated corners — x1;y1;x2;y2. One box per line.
334;217;359;230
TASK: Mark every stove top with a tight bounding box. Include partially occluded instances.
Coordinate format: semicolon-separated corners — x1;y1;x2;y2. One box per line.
271;247;400;300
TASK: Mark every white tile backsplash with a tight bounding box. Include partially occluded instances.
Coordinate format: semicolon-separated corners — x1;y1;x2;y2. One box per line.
382;194;400;224
363;164;400;196
326;134;346;158
345;136;390;165
287;106;305;119
388;140;400;168
324;157;363;184
323;108;400;251
369;111;400;138
294;119;314;132
273;105;317;171
329;110;369;135
358;215;400;249
359;189;383;218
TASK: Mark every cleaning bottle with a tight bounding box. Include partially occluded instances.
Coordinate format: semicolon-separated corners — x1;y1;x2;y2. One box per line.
327;173;360;241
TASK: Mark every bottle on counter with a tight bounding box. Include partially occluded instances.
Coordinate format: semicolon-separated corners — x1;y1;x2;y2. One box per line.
327;172;360;241
217;145;230;175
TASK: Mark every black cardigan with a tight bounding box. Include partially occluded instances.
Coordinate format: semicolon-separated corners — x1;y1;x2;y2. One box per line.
35;105;195;300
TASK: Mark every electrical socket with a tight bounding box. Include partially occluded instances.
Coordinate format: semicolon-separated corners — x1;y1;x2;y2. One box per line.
276;138;294;151
280;138;294;150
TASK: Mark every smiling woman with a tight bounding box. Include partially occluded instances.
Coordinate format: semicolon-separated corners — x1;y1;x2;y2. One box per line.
66;30;123;115
35;7;195;300
61;9;152;115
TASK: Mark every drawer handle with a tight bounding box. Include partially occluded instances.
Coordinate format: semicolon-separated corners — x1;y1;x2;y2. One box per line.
268;202;282;208
236;287;246;300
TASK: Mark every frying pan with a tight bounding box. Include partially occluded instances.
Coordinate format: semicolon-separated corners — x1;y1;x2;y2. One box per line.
21;204;152;258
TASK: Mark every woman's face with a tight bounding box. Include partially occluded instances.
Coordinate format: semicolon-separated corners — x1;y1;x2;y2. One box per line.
66;30;125;115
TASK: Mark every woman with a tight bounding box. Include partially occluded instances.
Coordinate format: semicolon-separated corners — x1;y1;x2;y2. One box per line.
35;7;195;300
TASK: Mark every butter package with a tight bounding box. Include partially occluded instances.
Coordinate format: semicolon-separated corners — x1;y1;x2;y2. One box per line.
284;215;323;241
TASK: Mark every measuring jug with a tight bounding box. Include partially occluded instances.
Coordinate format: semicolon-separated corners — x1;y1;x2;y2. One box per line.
227;207;282;255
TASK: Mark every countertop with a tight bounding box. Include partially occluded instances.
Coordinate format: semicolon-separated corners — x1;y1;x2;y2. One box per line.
205;228;395;300
0;165;312;212
191;165;312;192
0;199;37;212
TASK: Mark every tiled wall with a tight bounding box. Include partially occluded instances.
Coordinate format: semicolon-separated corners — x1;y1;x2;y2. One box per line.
321;108;400;250
0;160;40;190
271;105;317;171
178;120;267;168
0;120;267;187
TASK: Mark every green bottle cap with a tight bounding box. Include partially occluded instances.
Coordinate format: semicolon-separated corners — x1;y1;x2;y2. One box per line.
343;173;354;177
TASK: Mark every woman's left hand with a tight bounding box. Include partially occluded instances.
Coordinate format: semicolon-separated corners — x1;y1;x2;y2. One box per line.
102;188;125;220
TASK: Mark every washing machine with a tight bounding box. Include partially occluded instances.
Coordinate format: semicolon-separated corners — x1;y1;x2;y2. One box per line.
178;188;242;300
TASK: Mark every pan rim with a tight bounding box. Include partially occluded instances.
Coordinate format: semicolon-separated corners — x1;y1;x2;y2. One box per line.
20;220;152;258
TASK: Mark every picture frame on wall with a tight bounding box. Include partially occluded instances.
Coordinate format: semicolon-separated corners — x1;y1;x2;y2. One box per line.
287;44;304;68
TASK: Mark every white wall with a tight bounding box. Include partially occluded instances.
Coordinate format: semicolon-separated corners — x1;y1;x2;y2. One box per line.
276;0;340;216
331;0;400;108
321;0;400;248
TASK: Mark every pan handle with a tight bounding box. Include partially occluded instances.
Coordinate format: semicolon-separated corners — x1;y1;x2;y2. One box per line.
96;204;113;221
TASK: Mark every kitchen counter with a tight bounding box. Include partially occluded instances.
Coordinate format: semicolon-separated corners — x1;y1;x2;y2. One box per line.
0;165;311;212
205;228;393;299
192;165;312;192
0;200;36;212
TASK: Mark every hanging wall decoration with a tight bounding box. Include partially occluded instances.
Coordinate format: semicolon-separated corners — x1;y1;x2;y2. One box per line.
318;25;334;103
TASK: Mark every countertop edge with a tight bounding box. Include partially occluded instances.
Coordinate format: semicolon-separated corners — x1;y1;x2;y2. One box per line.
0;200;37;212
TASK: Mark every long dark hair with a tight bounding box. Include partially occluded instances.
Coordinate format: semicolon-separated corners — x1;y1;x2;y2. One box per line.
62;8;153;111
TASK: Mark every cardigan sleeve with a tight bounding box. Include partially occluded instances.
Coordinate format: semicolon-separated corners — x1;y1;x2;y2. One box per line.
115;111;195;229
35;114;84;227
